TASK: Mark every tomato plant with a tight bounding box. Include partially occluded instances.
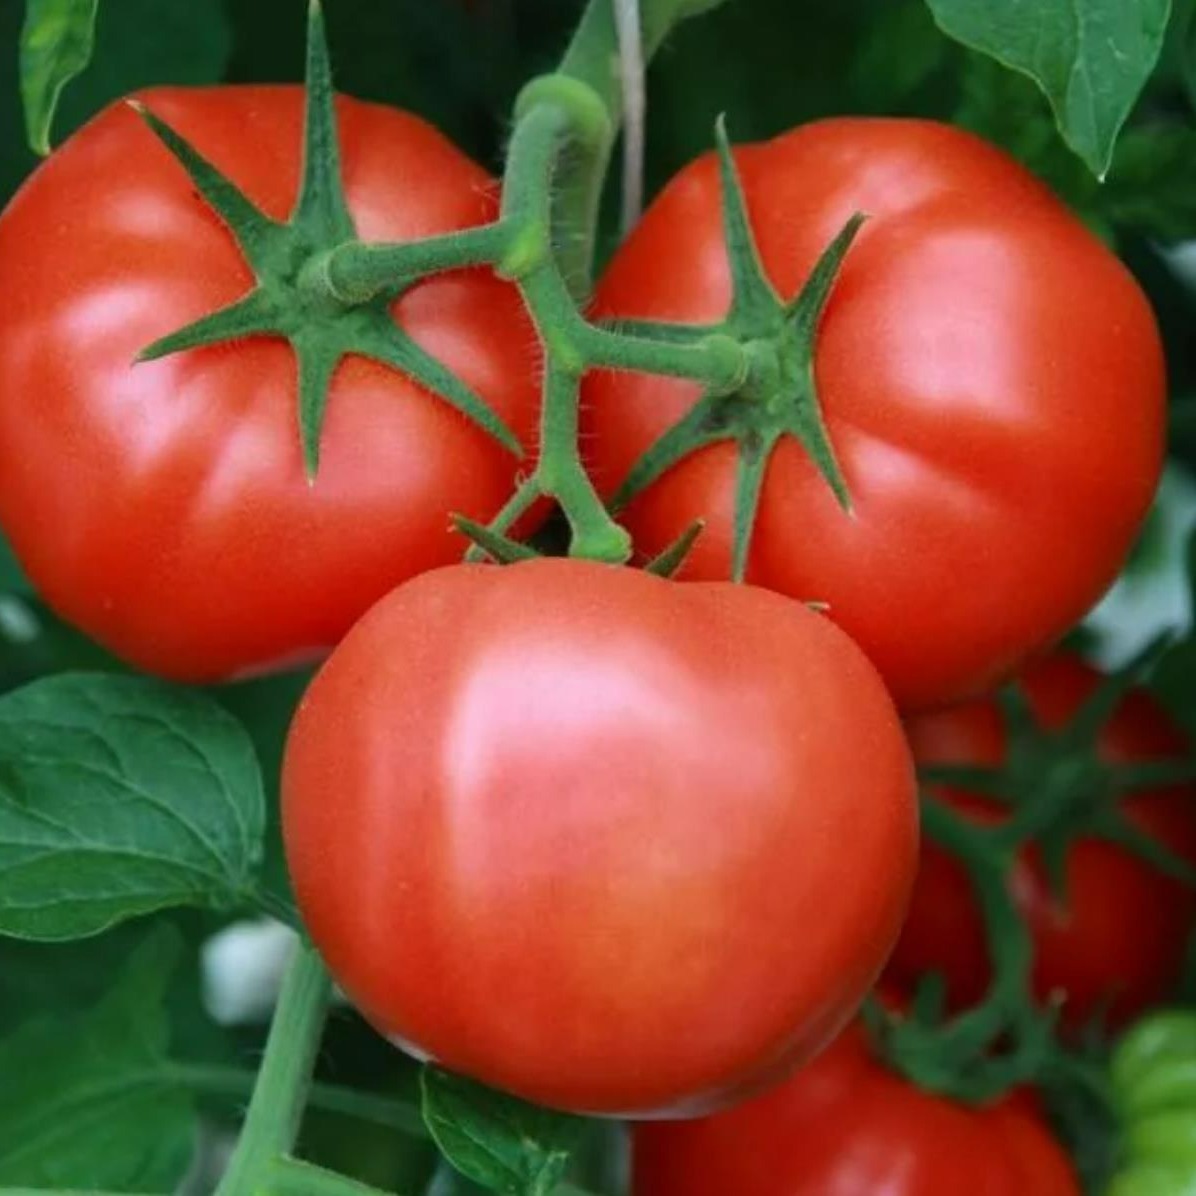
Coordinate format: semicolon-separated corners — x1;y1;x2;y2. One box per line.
582;119;1165;710
282;557;917;1114
0;0;1193;1194
888;653;1196;1030
633;1019;1080;1195
0;85;540;682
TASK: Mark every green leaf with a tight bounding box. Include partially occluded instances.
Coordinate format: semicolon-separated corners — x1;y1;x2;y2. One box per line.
19;0;99;154
925;0;1172;176
0;925;196;1189
0;672;265;940
2;0;230;207
215;667;311;916
421;1067;585;1196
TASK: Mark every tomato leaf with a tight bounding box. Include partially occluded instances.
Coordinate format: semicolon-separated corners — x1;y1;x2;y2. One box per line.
923;0;1172;177
0;672;265;940
0;924;196;1189
19;0;100;155
421;1067;586;1196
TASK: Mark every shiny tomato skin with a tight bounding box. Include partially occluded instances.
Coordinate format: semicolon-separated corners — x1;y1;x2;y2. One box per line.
0;87;539;681
633;1021;1080;1196
888;654;1196;1029
282;558;917;1115
583;119;1164;711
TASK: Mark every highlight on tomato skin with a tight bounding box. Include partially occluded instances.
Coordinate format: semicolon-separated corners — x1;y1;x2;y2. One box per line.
583;117;1165;713
631;1017;1081;1196
281;557;919;1117
886;652;1196;1032
0;86;541;684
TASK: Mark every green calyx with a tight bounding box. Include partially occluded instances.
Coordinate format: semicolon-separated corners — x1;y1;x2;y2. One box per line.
133;0;522;478
873;639;1196;1106
867;786;1061;1105
922;638;1196;897
612;117;863;582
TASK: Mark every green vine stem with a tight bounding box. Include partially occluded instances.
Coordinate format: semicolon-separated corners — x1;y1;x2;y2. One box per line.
138;0;783;568
877;653;1196;1103
312;0;742;564
253;883;304;931
214;943;332;1196
871;794;1051;1103
139;0;865;573
170;1063;427;1137
266;1157;395;1196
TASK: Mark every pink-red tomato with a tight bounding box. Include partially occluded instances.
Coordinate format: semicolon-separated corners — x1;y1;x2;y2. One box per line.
633;1020;1080;1196
583;119;1164;711
0;87;540;681
282;558;917;1115
888;654;1196;1029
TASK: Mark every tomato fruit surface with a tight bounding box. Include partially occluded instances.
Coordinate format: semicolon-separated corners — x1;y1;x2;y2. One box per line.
633;1019;1079;1196
1108;1010;1196;1196
0;87;539;681
583;119;1164;710
887;654;1196;1029
282;558;917;1115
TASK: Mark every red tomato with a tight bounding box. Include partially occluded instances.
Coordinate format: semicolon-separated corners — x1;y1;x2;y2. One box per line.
282;558;917;1114
888;653;1196;1029
633;1020;1079;1196
583;119;1164;710
0;88;539;681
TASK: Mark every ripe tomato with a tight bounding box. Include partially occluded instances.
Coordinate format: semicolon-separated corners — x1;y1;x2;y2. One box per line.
583;119;1164;710
282;558;917;1115
887;654;1196;1029
0;88;539;681
633;1020;1080;1195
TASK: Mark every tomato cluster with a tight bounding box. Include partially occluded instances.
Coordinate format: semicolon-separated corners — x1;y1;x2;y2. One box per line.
0;42;1184;1194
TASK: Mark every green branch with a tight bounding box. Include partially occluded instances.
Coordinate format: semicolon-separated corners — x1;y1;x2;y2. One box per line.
267;1157;397;1196
214;944;333;1196
874;795;1053;1103
172;1064;427;1137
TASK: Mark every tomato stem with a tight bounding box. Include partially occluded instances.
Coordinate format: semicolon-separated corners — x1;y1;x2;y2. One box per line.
880;650;1196;1104
311;0;743;565
253;883;304;931
168;1063;428;1137
214;942;332;1196
321;224;510;304
265;1157;395;1196
129;0;746;562
575;323;746;386
872;795;1052;1103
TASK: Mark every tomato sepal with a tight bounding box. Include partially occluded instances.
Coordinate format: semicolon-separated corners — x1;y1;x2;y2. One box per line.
132;1;523;477
610;119;863;583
